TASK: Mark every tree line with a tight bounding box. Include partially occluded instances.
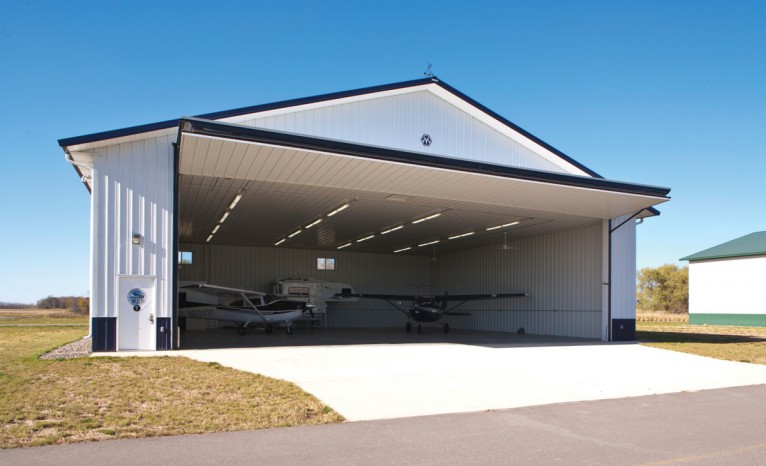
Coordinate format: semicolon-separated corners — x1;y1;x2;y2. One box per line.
36;296;90;314
636;264;688;313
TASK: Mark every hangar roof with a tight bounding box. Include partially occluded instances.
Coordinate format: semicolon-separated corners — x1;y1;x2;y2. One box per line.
60;78;671;256
681;232;766;262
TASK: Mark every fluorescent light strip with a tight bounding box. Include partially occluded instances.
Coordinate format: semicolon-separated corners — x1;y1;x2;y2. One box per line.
327;203;350;217
487;220;521;231
356;234;375;243
288;229;302;238
412;212;442;224
418;240;440;247
229;193;243;210
381;225;403;235
274;238;286;246
448;232;474;240
211;224;221;234
337;242;352;249
206;234;214;243
305;219;322;229
219;211;230;223
394;247;412;253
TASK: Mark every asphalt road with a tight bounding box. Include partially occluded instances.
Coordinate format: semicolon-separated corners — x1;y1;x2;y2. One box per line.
3;385;765;465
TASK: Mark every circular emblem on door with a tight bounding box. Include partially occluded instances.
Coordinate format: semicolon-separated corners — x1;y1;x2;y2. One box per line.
421;134;432;146
128;288;145;309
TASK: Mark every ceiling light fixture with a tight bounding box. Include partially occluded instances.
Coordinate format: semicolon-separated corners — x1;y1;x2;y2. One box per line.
305;218;323;229
337;242;352;249
381;225;403;235
288;229;302;238
418;240;440;247
356;234;375;243
229;192;244;210
448;232;475;240
413;212;442;224
327;203;350;217
487;220;521;231
394;247;412;253
206;234;214;243
211;224;220;234
274;238;286;246
219;211;230;223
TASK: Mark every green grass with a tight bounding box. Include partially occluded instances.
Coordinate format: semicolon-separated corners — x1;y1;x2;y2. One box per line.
637;321;766;365
0;320;343;449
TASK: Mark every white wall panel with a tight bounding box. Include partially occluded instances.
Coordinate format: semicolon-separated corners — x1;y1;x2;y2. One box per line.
91;135;174;320
689;257;766;314
237;90;567;174
433;223;604;338
610;214;637;320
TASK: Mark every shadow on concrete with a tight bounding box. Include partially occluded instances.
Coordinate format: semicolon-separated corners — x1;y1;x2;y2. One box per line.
179;326;603;350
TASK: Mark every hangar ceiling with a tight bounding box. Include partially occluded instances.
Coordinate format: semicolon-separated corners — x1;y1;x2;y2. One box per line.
177;122;670;256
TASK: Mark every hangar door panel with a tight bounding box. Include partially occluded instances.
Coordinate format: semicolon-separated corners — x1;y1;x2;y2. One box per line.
118;276;156;350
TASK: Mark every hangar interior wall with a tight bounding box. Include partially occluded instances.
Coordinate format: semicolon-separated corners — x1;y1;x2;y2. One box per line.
180;222;605;338
434;223;604;339
90;135;175;322
688;256;766;326
178;244;433;328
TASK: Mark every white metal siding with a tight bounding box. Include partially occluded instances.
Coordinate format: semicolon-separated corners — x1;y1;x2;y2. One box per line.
433;223;604;338
689;256;766;314
237;90;567;173
610;214;637;320
90;136;174;320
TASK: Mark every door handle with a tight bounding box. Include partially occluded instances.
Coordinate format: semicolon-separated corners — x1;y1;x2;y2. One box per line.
149;313;155;324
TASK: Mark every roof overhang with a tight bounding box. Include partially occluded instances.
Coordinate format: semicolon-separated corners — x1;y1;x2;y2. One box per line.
176;117;669;255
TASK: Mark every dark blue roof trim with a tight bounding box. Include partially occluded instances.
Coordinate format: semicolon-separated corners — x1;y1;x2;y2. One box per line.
58;77;601;180
433;81;602;178
58;78;435;147
180;117;671;199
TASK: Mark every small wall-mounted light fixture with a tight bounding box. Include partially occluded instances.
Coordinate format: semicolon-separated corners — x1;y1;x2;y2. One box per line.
132;234;142;245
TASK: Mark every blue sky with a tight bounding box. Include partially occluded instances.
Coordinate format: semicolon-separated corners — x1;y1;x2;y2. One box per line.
0;1;763;303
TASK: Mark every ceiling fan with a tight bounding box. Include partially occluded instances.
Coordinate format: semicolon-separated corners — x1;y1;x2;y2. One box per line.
497;232;518;251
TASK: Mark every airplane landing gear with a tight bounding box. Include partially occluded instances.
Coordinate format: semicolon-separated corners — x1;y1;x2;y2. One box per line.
416;324;423;334
265;326;273;334
443;323;450;333
405;322;412;333
286;325;294;336
237;325;247;335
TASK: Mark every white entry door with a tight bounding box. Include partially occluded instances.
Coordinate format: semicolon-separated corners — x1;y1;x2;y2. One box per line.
118;275;156;350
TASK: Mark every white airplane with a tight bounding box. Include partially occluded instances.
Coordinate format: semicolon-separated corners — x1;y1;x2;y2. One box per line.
179;283;314;335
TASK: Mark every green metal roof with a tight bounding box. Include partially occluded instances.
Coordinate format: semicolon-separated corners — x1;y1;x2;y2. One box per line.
681;231;766;261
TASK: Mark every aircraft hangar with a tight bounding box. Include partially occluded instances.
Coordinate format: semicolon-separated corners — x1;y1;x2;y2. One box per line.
59;77;670;351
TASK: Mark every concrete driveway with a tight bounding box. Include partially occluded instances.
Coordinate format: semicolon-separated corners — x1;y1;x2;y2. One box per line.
113;329;766;421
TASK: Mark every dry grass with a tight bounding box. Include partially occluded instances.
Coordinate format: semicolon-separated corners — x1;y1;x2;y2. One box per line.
636;311;688;323
0;324;343;449
0;309;88;326
637;321;766;365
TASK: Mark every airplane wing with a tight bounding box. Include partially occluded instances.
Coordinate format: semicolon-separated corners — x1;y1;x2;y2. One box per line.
179;283;266;299
441;293;528;301
334;292;527;301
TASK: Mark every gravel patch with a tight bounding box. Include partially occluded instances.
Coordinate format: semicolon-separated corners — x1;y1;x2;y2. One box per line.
40;337;92;360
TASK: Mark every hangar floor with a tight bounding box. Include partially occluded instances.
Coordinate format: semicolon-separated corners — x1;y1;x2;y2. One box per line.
117;328;766;421
178;326;592;349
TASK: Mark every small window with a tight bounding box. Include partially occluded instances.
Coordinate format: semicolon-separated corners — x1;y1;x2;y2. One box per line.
179;251;193;265
317;258;336;270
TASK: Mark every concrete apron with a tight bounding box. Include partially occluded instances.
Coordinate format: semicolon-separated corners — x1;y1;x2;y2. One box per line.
98;338;766;421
